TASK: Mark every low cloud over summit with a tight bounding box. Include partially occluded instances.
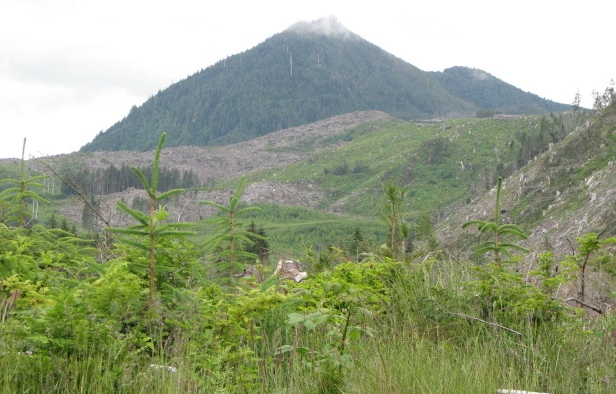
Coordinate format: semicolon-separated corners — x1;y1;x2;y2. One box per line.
287;16;357;39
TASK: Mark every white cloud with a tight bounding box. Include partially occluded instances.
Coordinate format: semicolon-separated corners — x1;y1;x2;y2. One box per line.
288;15;356;39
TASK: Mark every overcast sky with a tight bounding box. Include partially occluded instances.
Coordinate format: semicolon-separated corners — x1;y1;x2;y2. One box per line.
1;0;612;159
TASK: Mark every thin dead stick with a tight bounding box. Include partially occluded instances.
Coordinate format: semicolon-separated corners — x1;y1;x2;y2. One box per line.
443;311;523;338
431;301;523;338
565;297;603;314
421;249;469;270
34;156;112;228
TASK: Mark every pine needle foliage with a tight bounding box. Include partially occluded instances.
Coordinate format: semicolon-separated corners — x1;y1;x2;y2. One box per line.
462;177;528;264
0;138;50;227
107;133;194;301
380;179;408;260
200;178;262;283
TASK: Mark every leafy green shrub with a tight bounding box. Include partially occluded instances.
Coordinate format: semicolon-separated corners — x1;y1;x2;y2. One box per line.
273;259;400;393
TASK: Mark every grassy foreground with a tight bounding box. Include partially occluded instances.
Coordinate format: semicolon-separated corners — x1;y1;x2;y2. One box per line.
2;127;615;393
1;257;614;394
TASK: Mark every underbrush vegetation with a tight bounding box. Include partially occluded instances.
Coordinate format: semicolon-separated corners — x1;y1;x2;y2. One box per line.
1;136;615;393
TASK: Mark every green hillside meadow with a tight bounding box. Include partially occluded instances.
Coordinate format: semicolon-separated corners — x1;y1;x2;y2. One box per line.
201;115;560;257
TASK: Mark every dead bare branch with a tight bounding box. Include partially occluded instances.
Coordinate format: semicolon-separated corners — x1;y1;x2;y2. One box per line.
33;156;112;228
565;297;603;314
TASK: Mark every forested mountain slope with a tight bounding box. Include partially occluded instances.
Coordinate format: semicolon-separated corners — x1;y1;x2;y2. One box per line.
80;17;568;153
432;66;570;114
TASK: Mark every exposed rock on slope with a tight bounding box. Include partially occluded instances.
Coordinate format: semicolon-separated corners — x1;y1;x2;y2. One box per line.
436;105;616;311
439;105;616;258
67;111;392;183
50;111;393;226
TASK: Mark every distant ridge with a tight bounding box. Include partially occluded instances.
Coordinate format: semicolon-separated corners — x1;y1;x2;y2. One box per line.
431;66;569;113
80;17;570;153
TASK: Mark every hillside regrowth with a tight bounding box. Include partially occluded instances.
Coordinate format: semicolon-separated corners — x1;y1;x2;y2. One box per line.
2;116;616;391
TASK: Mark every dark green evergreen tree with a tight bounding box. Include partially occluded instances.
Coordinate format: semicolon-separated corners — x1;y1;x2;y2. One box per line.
380;179;408;260
107;133;194;301
48;213;58;229
348;227;365;261
0;138;50;227
200;178;262;283
245;220;270;264
415;213;439;251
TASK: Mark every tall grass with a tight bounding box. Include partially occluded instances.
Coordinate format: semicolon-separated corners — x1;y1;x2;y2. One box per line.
342;260;616;394
1;256;614;393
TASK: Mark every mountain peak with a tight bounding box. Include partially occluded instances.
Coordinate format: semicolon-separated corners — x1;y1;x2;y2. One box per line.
79;20;570;153
287;16;356;39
